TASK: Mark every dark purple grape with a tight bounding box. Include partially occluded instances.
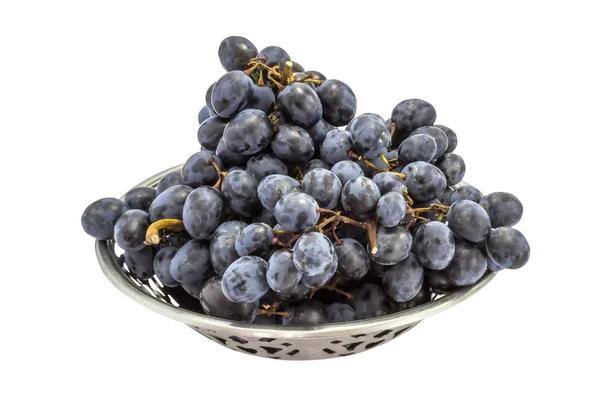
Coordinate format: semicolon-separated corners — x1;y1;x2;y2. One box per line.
253;209;277;227
213;220;247;239
198;105;211;125
223;109;273;155
222;256;269;303
301;168;342;209
221;170;261;218
302;159;330;173
445;240;487;286
148;185;193;222
486;227;530;270
81;198;130;240
331;160;364;185
413;221;456;270
266;249;302;293
182;186;223;240
281;300;327;326
450;185;483;204
351;283;391;320
447;200;491;243
215;138;251;168
391;99;437;146
211;71;254;118
348;114;391;159
156;171;183;195
369;259;387;277
205;82;216;114
124;247;154;280
316;79;357;126
210;233;239;276
246;153;287;182
335;238;370;280
276;281;311;302
371;171;407;195
181;151;222;188
376;191;407;228
401;161;447;201
114;210;151;251
124;187;156;213
320;129;352;164
153;247;179;287
391;283;432;312
235;223;274;257
293;232;335;276
480;192;524;228
259;45;290;70
218;36;258;71
306;119;334;148
197;116;228;151
325;303;356;322
300;252;337;288
274;192;320;232
170;239;211;285
270;123;314;164
398;133;437;163
277;83;323;128
435;153;466;185
292;62;304;72
341;177;381;218
435;125;458;153
410;126;448;159
382;253;424;302
200;276;258;322
257;174;301;215
247;84;276;114
370;225;412;266
426;269;455;293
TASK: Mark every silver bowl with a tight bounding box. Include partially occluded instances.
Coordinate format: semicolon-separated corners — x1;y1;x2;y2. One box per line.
96;165;496;360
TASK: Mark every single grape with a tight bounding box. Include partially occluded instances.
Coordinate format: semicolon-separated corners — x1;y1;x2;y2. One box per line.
148;185;193;222
266;249;302;293
302;158;330;173
183;186;223;240
197;116;228;151
382;253;424;302
480;192;524;228
301;168;342;208
215;138;251;167
81;198;130;240
325;303;356;323
164;232;192;248
277;83;323;128
440;186;454;206
182;279;207;300
336;224;369;246
198;105;211;125
205;82;216;114
301;251;337;288
316;79;357;126
257;174;301;214
124;187;156;212
235;223;274;257
153;247;179;287
213;220;247;239
218;36;258;71
341;176;381;218
487;256;505;272
247;84;276;114
181;151;222;188
223;109;273;155
124;247;154;280
293;232;335;276
246;153;287;182
391;283;432;312
450;185;483;204
211;71;254;118
303;70;327;81
370;225;412;265
273;192;320;232
335;238;370;280
413;221;456;270
486;227;530;270
331;160;364;185
391;99;437;146
351;283;391;320
385;118;392;132
376;191;407;228
292;62;304;72
410;126;448;159
369;259;387;277
114;210;151;251
306;119;334;148
401;161;447;201
320;129;352;164
222;256;269;303
156;170;183;195
270;123;314;164
200;276;258;322
221;170;261;218
348;113;391;158
371;171;407;195
210;233;239;276
426;269;455;293
447;200;491;243
259;45;291;70
398;133;437;163
253;209;277;227
170;239;211;285
435;125;458;153
444;240;487;286
276;281;311;302
281;300;327;326
435;153;466;185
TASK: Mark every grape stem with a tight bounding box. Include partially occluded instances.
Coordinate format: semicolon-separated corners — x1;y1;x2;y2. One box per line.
256;301;291;318
390;122;397;138
280;61;293;85
316;209;379;254
209;158;226;190
308;275;354;301
144;219;186;245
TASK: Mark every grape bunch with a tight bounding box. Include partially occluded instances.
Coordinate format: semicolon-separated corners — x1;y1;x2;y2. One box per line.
82;36;530;326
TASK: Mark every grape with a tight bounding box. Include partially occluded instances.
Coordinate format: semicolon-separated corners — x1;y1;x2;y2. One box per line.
182;186;223;240
398;133;437;163
320;129;352;164
266;249;302;293
197;116;228;151
306;119;334;148
200;276;258;322
156;170;183;195
281;300;327;326
211;71;253;118
277;83;323;128
301;251;337;288
181;151;222;188
223;109;273;155
221;170;261;218
370;225;412;265
218;36;258;71
401;161;447;201
447;200;491;243
412;221;456;270
205;82;216;114
164;231;192;248
235;223;274;257
253;209;277;227
348;114;391;159
303;70;327;81
210;233;239;276
341;177;381;218
81;198;130;240
270;123;314;164
292;71;317;90
371;171;407;195
148;185;193;222
331;160;364;185
253;314;278;324
391;283;431;312
335;238;370;280
325;303;356;323
246;154;287;182
487;256;505;272
486;227;530;270
435;125;457;153
182;279;207;300
114;210;151;251
303;158;330;173
170;239;211;285
276;281;311;302
440;187;454;206
292;62;304;72
391;99;437;145
385;118;392;132
259;45;290;70
222;255;269;303
450;185;483;204
382;253;424;302
351;283;391;319
213;220;247;239
274;192;319;232
336;224;368;246
316;79;357;126
124;247;154;280
124;187;156;212
376;192;407;227
410;126;448;159
444;240;487;286
301;168;342;208
435;153;466;185
215;138;251;167
257;174;301;214
198;105;211;125
480;192;523;228
293;232;335;276
247;84;276;114
426;269;455;292
153;247;179;287
369;259;387;277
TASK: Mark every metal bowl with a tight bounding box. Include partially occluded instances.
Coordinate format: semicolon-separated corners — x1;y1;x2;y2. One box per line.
96;165;496;360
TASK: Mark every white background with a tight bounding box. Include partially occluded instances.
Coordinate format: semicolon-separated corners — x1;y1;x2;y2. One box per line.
1;1;598;399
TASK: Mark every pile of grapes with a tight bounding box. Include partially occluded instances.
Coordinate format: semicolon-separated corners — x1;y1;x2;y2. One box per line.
82;36;530;326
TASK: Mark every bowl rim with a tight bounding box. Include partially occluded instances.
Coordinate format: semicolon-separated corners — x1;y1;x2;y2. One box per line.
95;164;496;339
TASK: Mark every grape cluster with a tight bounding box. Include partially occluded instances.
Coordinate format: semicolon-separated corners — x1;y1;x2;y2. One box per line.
82;36;530;326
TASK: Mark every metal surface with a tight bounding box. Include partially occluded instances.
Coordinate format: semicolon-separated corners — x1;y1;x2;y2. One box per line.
95;165;496;360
